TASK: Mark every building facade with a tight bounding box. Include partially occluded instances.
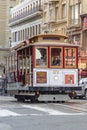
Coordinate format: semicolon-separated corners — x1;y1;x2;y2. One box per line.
0;0;20;48
66;0;87;74
9;0;43;47
0;0;20;75
67;0;81;46
42;0;67;36
9;0;70;47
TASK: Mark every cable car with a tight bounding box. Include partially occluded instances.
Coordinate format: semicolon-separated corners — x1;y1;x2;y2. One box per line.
8;34;81;101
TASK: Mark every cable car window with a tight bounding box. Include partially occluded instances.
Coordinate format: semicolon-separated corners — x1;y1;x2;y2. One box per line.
51;47;62;67
64;48;76;68
35;47;47;67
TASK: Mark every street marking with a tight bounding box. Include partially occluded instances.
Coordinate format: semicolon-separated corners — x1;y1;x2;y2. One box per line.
55;103;87;113
0;109;20;117
22;105;86;116
0;105;86;117
0;109;44;117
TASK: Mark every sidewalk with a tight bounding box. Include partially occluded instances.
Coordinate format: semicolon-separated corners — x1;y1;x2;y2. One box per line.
0;95;16;102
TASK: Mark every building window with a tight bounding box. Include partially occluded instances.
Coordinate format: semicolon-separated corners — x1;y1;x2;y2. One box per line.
38;24;41;34
70;5;74;24
12;33;15;42
75;4;79;24
49;8;53;20
36;25;37;35
33;26;34;36
15;31;18;42
28;28;30;37
55;6;59;20
62;4;66;19
70;2;81;25
36;1;38;8
23;29;25;40
30;27;32;37
21;30;22;41
18;31;20;41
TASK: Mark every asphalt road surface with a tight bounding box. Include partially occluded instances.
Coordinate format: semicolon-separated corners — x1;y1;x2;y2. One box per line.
0;96;87;130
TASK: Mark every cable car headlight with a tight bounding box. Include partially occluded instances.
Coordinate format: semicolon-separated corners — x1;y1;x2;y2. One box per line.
54;76;58;80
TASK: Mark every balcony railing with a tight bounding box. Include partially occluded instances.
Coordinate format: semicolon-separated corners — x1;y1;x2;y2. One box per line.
9;6;42;26
44;0;58;3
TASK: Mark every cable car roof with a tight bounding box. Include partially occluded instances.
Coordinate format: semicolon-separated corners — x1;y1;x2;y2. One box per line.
11;34;80;51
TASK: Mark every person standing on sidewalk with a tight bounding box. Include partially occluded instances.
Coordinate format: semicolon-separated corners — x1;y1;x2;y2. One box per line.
2;74;7;95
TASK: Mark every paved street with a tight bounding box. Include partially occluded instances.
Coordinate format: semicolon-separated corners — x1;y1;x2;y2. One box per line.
0;96;87;130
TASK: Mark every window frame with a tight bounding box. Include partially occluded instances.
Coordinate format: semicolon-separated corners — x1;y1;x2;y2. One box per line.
64;47;76;68
35;46;48;68
50;47;63;68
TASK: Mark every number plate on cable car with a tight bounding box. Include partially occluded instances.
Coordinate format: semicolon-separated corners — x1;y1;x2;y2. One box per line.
53;70;59;74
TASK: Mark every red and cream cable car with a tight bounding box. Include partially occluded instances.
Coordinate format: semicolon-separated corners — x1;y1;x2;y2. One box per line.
13;34;81;101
